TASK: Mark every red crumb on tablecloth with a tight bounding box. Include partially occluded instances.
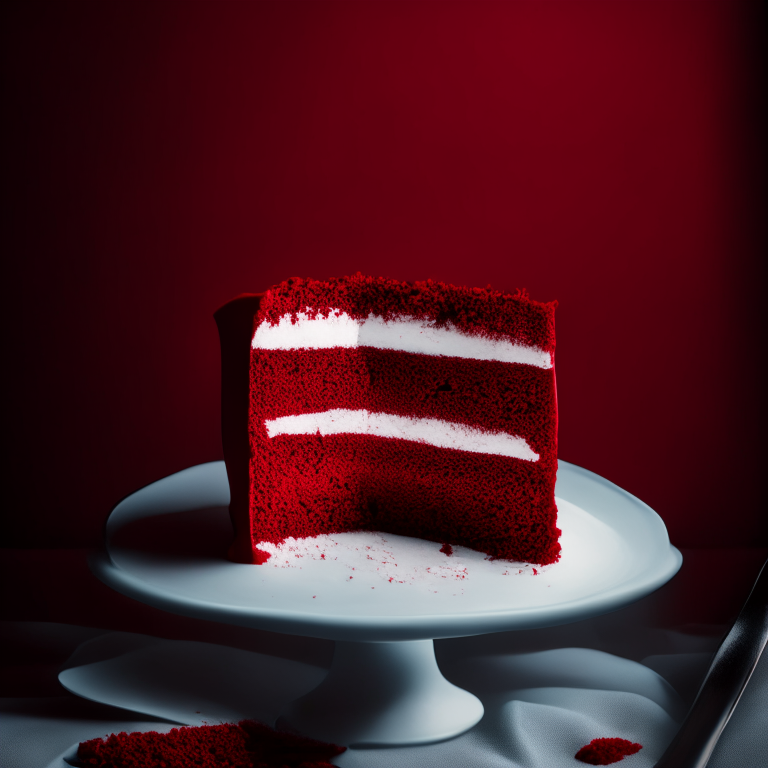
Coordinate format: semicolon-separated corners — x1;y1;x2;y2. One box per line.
77;719;345;768
575;737;642;765
440;542;454;556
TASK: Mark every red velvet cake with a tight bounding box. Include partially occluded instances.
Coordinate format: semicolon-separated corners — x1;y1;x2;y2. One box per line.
215;275;560;566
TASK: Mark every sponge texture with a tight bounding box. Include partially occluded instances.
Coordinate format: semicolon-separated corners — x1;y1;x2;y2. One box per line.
217;275;560;566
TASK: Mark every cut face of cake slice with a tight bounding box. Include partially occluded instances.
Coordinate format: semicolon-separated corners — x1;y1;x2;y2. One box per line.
215;275;560;566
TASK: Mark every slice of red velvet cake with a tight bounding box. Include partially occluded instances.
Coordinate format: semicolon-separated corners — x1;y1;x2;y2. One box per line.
215;275;560;566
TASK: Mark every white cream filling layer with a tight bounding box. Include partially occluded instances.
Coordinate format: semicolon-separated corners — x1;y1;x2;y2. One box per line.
265;409;539;462
252;310;552;369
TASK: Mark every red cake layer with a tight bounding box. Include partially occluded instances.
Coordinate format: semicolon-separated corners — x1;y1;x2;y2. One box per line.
253;348;555;439
260;274;555;355
216;275;560;566
251;434;559;563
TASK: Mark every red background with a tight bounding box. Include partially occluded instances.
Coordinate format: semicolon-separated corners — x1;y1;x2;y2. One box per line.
4;0;766;553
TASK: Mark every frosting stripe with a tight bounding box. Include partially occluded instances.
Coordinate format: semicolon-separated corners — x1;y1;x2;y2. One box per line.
252;311;552;369
265;409;540;462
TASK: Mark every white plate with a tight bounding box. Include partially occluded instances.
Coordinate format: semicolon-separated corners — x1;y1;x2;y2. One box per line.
91;460;681;642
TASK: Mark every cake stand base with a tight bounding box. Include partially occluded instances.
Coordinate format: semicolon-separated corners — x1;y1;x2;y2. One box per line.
88;460;682;747
277;639;483;747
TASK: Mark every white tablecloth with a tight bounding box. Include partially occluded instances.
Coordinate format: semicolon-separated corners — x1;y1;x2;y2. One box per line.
1;618;765;768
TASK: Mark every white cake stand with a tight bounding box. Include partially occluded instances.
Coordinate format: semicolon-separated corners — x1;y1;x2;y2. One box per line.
87;460;681;747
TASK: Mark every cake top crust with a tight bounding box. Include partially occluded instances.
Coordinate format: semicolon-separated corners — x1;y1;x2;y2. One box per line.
257;274;556;354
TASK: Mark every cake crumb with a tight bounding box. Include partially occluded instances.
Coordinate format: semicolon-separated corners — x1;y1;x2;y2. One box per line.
255;531;552;594
575;737;642;764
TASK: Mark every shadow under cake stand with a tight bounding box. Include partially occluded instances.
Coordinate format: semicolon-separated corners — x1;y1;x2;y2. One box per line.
86;460;681;747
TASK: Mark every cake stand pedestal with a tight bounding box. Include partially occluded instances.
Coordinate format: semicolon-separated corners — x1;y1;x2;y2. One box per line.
277;640;483;746
86;460;681;747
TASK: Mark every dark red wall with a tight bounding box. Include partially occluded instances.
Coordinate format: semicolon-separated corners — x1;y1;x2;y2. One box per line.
4;1;765;550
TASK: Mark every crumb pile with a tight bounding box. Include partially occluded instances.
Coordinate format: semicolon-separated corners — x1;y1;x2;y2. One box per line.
257;531;551;594
575;737;643;765
76;719;345;768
